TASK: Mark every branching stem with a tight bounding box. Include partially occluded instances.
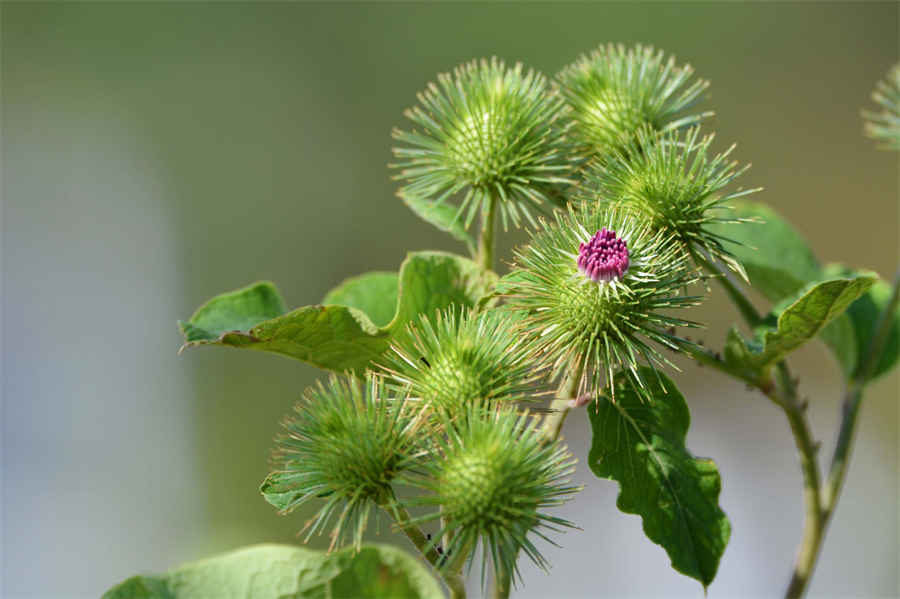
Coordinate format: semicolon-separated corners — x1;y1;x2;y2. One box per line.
697;258;900;599
784;267;900;598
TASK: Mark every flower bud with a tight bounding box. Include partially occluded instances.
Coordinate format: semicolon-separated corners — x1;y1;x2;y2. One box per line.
404;407;579;583
382;308;541;417
392;58;574;230
579;126;759;278
863;63;900;150
260;374;424;550
557;43;709;161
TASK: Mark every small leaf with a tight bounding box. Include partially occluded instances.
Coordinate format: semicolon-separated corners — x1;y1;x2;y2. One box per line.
401;193;476;254
179;252;494;374
823;264;900;380
388;251;496;330
323;272;399;328
705;201;822;301
724;275;877;372
260;471;305;512
101;544;443;599
588;368;730;588
179;282;286;343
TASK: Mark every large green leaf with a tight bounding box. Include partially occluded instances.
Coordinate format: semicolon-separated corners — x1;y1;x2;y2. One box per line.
725;275;877;373
323;271;399;328
102;544;444;599
178;251;495;373
706;200;822;302
588;369;730;588
823;264;900;380
400;193;475;254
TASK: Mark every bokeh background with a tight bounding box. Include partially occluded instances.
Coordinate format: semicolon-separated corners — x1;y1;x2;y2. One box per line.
3;2;898;598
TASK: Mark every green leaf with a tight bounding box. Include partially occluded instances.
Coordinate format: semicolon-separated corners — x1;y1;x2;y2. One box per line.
179;281;286;343
823;264;900;380
179;251;494;373
725;275;877;372
587;368;730;588
102;575;173;599
101;544;443;599
259;471;304;513
706;200;822;301
388;251;496;329
328;545;444;598
401;193;475;254
323;272;399;328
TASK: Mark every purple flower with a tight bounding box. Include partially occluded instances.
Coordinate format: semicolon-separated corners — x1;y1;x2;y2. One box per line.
577;228;630;282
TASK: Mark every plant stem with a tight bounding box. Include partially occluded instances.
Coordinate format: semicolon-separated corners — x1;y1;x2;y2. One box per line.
542;362;584;443
784;267;900;599
477;194;498;272
384;501;466;599
771;362;823;599
700;255;900;598
679;342;760;388
486;364;585;599
492;567;511;599
694;257;824;598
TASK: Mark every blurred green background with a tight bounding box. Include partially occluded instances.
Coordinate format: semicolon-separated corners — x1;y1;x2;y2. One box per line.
2;2;897;598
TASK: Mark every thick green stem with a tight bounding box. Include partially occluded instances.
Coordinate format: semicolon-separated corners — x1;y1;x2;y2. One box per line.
542;363;584;443
785;267;900;599
477;195;498;272
772;363;823;599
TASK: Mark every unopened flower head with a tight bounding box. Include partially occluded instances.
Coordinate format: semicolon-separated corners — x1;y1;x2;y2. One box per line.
557;43;710;161
579;126;759;278
402;407;579;585
507;204;701;397
381;308;542;417
260;374;425;551
391;58;574;230
863;63;900;150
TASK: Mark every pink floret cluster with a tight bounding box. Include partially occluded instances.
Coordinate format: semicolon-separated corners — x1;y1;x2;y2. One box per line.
577;228;630;283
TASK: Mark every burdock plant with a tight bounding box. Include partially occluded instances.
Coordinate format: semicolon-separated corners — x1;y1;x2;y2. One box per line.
107;47;900;599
